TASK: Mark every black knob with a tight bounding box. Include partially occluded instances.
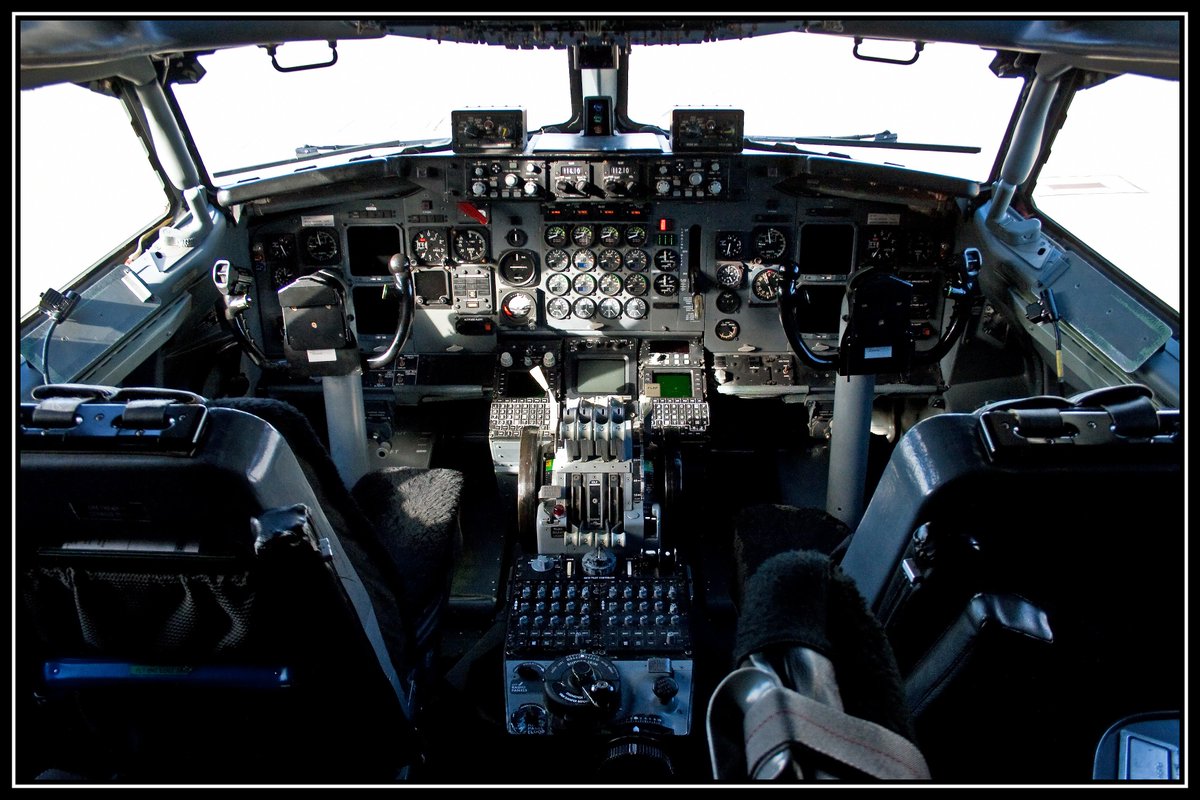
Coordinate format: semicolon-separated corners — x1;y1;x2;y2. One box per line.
533;615;545;627
608;615;618;628
518;615;530;627
638;602;649;613
653;585;664;599
653;601;664;613
581;585;591;600
653;676;679;703
638;614;649;627
667;586;678;600
521;586;532;599
637;586;649;599
566;601;577;613
550;602;561;613
623;615;635;627
551;585;562;599
567;585;578;599
570;660;595;687
608;586;618;599
623;586;634;599
536;585;547;599
549;615;561;628
535;602;546;614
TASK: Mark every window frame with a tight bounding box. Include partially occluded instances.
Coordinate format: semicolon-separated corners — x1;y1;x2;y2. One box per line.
18;77;180;330
1020;68;1181;329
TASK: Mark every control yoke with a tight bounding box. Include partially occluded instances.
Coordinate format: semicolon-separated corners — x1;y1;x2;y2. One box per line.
774;248;982;528
366;253;416;370
776;247;981;375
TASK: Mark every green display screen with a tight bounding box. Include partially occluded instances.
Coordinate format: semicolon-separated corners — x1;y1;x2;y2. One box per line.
654;373;692;398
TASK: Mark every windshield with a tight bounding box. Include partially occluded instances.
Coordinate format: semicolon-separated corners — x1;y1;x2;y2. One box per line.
173;38;572;184
628;33;1023;180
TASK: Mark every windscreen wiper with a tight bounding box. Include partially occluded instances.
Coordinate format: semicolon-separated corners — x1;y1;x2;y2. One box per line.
746;133;979;154
212;137;453;179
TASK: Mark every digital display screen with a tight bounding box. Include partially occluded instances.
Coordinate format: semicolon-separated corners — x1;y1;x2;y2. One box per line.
348;225;402;277
650;340;689;355
413;269;450;304
352;285;400;334
653;373;693;398
800;224;855;276
504;369;545;398
576;357;632;395
798;285;846;334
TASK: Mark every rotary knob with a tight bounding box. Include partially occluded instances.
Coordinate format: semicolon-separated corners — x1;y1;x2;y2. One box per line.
653;676;679;703
708;180;723;195
472;181;488;196
504;172;520;188
655;179;672;195
523;181;541;196
687;172;704;187
499;351;514;367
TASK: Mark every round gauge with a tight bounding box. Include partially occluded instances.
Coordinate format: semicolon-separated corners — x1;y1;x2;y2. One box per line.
716;232;743;259
624;273;649;297
500;291;536;324
625;249;649;272
598;297;623;320
573;273;597;295
654;249;680;272
715;262;745;288
453;229;488;263
573;297;597;319
625;225;648;247
752;268;781;302
867;230;900;265
599;225;622;247
547;296;571;320
546;248;571;271
573;249;597;271
754;227;788;261
411;229;448;265
497;250;537;286
272;264;296;288
598;248;623;272
546;273;571;296
653;273;680;297
716;290;740;314
305;229;340;262
544;225;568;248
572;225;596;248
715;319;741;341
624;297;649;320
598;273;623;296
910;233;947;266
268;235;294;260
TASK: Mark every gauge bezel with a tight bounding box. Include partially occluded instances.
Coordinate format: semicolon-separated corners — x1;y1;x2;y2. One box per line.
598;297;623;319
453;228;489;263
546;273;571;296
546;248;571;271
411;228;448;265
304;228;341;263
497;249;538;286
624;273;649;297
544;225;569;248
624;297;649;319
500;291;536;324
625;248;649;272
714;318;741;341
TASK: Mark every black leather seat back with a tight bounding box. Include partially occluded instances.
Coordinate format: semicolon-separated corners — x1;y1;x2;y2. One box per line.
838;389;1182;781
18;394;417;782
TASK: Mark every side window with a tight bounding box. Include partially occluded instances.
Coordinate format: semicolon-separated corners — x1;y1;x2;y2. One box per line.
1030;74;1180;312
19;82;172;319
